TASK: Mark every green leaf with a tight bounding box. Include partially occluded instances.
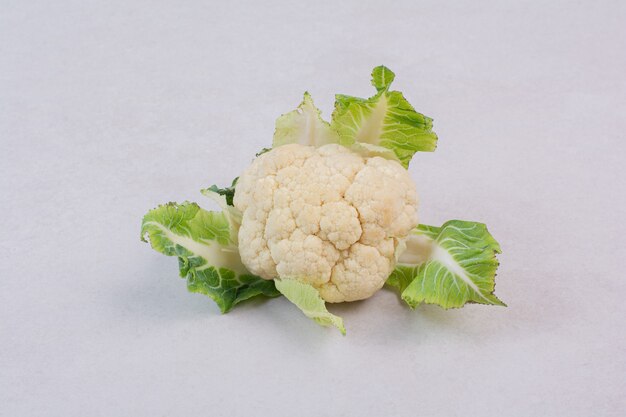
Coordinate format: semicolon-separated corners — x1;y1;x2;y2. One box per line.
331;66;438;168
204;177;238;206
141;201;279;313
274;279;346;335
389;220;505;309
273;92;340;148
371;65;395;92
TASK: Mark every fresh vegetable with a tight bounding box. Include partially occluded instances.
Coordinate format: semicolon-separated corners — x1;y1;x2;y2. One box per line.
141;66;504;334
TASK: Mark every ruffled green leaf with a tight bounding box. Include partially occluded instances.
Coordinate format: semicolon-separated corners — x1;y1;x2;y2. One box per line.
141;201;279;313
331;66;438;168
274;279;346;335
389;220;505;309
273;92;340;148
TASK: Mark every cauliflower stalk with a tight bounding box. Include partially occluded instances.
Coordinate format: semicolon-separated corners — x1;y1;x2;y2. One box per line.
141;66;504;334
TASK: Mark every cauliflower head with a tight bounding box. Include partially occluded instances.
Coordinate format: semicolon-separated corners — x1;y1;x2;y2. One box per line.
233;143;419;302
142;66;505;334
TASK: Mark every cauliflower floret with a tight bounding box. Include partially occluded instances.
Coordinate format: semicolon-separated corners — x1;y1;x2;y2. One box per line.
234;143;418;302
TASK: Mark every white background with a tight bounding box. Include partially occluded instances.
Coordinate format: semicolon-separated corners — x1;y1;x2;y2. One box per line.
1;1;625;416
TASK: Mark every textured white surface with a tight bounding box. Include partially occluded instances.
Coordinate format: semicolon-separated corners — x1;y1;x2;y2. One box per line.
1;1;625;416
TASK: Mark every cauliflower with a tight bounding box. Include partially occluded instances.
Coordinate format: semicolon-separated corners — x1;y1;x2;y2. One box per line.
141;66;504;334
234;143;418;302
